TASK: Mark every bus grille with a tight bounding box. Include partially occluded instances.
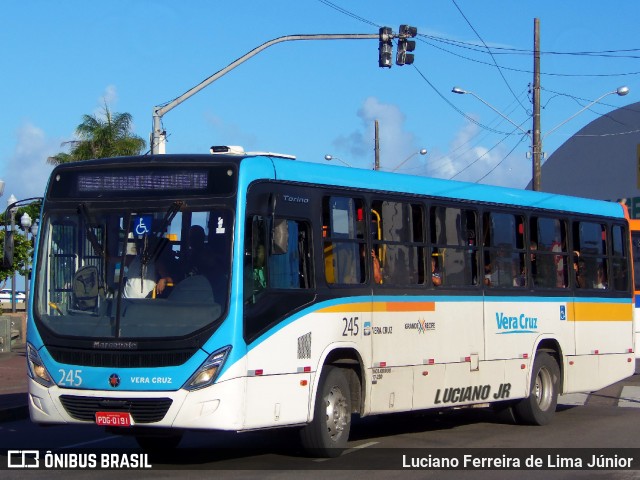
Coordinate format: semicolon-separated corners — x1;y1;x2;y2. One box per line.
60;395;173;423
47;347;196;368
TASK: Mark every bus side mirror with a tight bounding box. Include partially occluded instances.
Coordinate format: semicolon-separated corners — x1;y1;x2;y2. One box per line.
2;230;14;268
272;219;289;255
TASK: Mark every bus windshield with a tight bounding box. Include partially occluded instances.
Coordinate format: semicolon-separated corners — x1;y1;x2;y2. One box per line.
33;202;233;340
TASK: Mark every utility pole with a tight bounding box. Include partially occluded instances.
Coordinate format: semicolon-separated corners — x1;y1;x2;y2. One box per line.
532;18;542;191
374;120;380;170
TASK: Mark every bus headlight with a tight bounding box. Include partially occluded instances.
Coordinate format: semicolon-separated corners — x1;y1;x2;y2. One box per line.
183;346;231;391
27;343;54;387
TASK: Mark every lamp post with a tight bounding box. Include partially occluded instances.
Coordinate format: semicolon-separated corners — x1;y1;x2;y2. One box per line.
7;194;17;313
452;87;530;135
451;86;629;191
389;148;428;173
20;212;32;313
324;155;353;167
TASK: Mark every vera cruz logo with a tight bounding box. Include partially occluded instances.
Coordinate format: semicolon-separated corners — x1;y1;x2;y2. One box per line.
495;312;538;334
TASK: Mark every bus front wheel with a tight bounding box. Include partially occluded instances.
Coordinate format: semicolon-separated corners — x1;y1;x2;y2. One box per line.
300;366;352;457
514;352;560;426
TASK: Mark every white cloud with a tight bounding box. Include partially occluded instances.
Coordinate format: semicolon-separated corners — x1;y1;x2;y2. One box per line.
2;122;59;201
331;97;423;171
101;84;118;107
93;85;119;117
426;119;531;188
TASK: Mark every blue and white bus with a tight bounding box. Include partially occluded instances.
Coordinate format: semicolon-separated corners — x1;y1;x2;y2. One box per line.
26;148;635;456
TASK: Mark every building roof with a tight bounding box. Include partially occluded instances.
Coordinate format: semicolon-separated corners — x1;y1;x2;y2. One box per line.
536;101;640;200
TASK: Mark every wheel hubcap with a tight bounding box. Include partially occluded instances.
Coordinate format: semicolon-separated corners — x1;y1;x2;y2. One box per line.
325;385;348;439
534;366;553;411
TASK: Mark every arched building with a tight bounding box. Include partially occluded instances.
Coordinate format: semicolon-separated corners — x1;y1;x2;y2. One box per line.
536;102;640;217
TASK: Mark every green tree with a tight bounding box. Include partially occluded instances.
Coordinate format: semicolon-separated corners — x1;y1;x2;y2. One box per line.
48;105;146;164
0;202;42;288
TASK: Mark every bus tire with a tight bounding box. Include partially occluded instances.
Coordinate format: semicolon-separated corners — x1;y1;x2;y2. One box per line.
514;352;560;426
300;366;351;457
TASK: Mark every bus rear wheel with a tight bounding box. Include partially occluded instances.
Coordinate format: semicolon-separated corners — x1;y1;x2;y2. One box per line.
300;366;351;457
514;352;560;426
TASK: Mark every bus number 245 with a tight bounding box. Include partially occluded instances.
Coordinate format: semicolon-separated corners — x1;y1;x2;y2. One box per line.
58;369;83;387
342;317;359;337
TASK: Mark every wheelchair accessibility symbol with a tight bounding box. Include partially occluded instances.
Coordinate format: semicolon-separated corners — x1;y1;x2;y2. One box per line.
134;215;153;236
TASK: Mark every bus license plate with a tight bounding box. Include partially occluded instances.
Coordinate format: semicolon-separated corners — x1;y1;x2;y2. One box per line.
95;412;132;427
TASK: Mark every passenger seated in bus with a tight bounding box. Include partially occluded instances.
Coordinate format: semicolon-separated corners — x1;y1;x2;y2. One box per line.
371;249;382;284
595;264;607;289
573;252;586;288
182;225;207;278
123;240;173;298
431;256;442;286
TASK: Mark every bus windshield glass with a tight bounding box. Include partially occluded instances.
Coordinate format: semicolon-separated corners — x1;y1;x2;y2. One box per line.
33;202;233;340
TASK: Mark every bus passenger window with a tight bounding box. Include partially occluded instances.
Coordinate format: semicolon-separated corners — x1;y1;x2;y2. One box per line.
573;221;608;290
612;224;630;291
269;220;313;289
530;217;568;289
244;216;268;303
322;196;366;285
430;206;478;287
482;212;525;288
371;200;424;286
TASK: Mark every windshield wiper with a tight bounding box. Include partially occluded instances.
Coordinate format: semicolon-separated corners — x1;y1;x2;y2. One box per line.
78;203;105;259
142;200;183;266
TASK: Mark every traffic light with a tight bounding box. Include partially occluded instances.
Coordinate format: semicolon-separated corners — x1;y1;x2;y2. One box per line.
378;27;393;68
396;25;417;66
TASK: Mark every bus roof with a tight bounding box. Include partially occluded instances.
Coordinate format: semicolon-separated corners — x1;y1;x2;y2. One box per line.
47;153;625;219
259;156;625;219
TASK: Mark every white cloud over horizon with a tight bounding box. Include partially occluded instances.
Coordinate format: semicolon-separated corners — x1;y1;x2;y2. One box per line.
330;98;530;188
3;122;58;202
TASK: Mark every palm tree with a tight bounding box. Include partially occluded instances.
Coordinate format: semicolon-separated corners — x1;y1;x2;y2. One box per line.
48;105;146;164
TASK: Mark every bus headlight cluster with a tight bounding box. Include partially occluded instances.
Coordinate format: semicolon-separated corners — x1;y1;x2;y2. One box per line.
184;346;231;391
27;343;54;387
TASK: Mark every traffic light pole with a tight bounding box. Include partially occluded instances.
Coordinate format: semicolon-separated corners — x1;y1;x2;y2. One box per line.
151;33;379;155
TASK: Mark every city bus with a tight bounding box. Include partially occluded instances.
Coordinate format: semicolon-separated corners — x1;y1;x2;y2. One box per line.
629;217;640;356
25;149;635;456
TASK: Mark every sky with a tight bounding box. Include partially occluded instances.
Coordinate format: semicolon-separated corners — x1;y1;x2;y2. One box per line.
2;0;640;204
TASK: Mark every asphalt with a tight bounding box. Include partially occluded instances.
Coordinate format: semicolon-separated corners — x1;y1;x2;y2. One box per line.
0;342;29;422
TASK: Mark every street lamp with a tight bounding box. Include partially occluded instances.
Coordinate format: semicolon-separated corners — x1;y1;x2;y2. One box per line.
452;87;530;136
7;194;17;313
20;212;32;313
451;85;629;191
0;180;5;198
542;86;629;140
324;154;353;167
389;148;428;173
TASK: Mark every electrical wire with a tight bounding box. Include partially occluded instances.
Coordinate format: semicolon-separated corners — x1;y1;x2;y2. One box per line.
449;124;523;181
475;134;528;183
451;0;528;113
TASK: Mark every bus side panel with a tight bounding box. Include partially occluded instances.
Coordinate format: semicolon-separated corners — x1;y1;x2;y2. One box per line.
243;374;312;429
563;353;634;393
368;299;483;414
412;358;528;409
243;304;372;429
572;301;633;355
484;298;575;361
